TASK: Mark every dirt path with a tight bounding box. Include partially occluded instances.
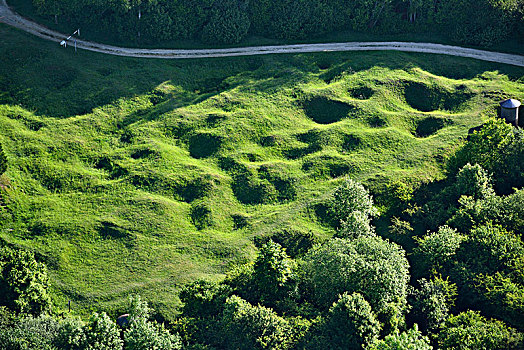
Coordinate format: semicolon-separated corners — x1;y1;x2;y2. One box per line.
1;0;524;66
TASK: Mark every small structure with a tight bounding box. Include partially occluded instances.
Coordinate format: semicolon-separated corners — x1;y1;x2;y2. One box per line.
500;99;521;126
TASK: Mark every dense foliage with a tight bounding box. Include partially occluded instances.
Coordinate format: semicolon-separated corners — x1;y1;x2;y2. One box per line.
30;0;524;46
0;246;50;315
0;293;181;350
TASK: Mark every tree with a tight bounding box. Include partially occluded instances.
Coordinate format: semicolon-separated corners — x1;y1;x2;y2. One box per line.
437;0;517;46
301;237;410;329
83;312;123;350
448;119;511;174
437;311;523;350
449;187;524;233
454;163;494;200
180;280;232;318
447;118;524;194
319;292;381;350
335;210;376;239
141;0;173;41
410;277;457;331
0;246;50;315
254;229;318;258
201;0;250;44
412;226;464;278
218;295;291;350
328;178;377;229
0;314;60;350
33;0;63;24
449;225;524;328
369;324;432;350
347;0;394;31
124;295;182;350
55;317;86;350
455;224;523;276
253;240;295;306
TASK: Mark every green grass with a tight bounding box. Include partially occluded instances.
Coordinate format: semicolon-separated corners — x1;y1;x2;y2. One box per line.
0;23;523;319
6;0;524;55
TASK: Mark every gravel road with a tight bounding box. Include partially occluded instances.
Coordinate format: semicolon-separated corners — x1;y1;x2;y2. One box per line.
1;0;524;66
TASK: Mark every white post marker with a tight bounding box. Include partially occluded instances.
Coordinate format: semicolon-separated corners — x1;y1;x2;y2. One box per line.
60;29;80;51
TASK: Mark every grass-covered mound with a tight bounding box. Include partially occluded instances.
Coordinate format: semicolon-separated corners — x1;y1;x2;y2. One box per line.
0;24;523;318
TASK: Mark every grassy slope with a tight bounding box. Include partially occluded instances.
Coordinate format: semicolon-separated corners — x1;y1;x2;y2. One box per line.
0;23;523;319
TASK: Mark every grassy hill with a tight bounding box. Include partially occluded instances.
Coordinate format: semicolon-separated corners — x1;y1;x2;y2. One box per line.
0;23;523;319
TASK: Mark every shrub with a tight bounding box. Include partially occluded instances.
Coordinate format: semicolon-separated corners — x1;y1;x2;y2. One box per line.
83;312;123;350
253;241;295;306
0;246;51;315
301;237;410;328
328;178;377;229
180;280;232;318
412;226;464;278
254;229;318;258
0;315;60;350
369;324;432;350
454;163;494;200
319;292;381;350
218;295;291;350
437;311;523;350
410;277;457;331
124;295;182;350
335;211;376;239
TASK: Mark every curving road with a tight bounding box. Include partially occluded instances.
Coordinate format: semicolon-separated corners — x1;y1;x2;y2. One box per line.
1;0;524;66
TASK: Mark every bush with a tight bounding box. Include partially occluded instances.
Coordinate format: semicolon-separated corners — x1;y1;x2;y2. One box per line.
412;226;464;278
454;163;494;200
328;178;377;229
0;315;60;350
254;229;318;258
124;295;182;350
437;311;523;350
301;237;410;328
410;277;457;331
253;241;295;306
369;324;432;350
0;246;51;315
318;292;381;350
83;312;123;350
335;211;375;240
218;295;291;350
438;0;517;46
180;280;232;318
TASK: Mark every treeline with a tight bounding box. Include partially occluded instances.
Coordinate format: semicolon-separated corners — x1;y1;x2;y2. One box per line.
31;0;524;46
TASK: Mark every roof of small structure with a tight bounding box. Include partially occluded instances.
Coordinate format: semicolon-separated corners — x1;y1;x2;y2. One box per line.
500;99;521;108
